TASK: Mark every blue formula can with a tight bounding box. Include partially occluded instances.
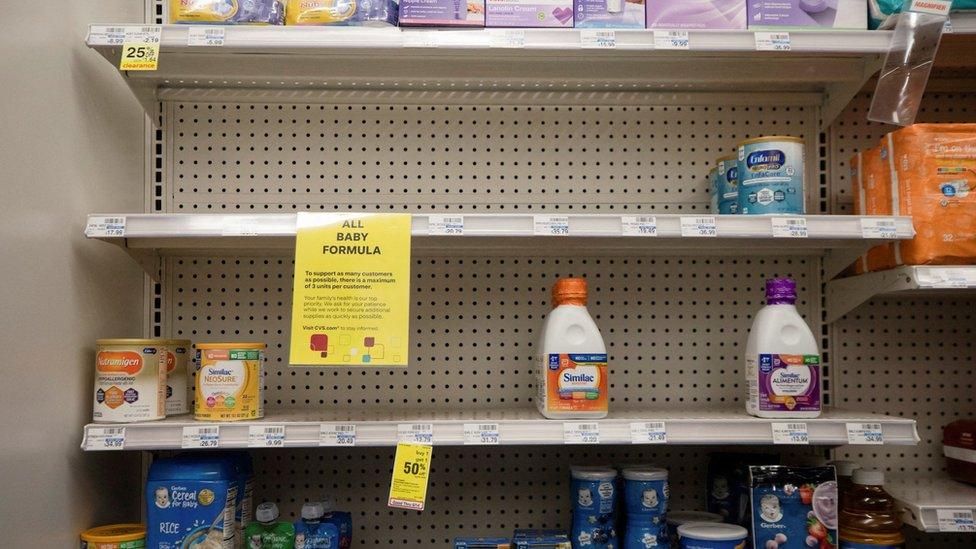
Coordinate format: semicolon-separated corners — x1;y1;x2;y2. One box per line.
622;467;669;516
709;167;720;213
736;136;805;215
622;515;668;549
716;155;740;215
571;466;618;549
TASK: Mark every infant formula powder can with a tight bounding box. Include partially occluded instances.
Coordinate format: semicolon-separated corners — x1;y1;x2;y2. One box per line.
80;524;146;548
195;343;266;421
736;136;805;215
716;155;740;215
94;339;166;423
709;167;720;213
622;466;669;516
162;339;191;416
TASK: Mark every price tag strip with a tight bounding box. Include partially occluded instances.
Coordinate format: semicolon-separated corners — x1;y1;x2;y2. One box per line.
534;215;570;236
463;423;500;445
248;425;285;448
85;216;126;238
428;215;465;236
771;217;808;238
85;426;126;450
490;29;525;48
860;218;898;239
88;26;126;46
403;32;440;48
182;425;220;449
680;216;717;237
754;32;791;51
580;30;616;49
187;26;225;47
563;422;600;444
398;423;434;445
320;424;357;446
771;422;809;444
630;422;667;444
388;442;433;511
846;422;884;445
654;30;690;50
119;26;162;71
936;508;976;532
621;216;658;237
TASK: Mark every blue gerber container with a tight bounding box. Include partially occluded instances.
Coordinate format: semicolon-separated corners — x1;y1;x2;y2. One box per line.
571;466;618;549
146;456;238;549
622;467;669;516
621;514;668;549
677;522;748;549
736;136;805;215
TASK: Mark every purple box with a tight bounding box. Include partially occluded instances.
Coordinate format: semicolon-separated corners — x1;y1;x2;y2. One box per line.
486;0;574;27
646;0;746;29
576;0;645;28
746;0;867;29
400;0;486;26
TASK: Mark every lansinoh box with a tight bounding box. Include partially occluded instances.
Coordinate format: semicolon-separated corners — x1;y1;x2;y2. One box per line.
400;0;485;26
486;0;574;27
576;0;645;28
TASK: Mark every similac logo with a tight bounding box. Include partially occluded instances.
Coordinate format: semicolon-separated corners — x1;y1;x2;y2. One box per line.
747;150;785;172
97;351;143;375
559;366;600;391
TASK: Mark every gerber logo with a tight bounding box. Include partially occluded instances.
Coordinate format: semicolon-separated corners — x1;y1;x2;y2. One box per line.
747;150;785;171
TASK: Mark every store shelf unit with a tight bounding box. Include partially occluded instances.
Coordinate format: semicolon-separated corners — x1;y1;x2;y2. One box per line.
887;474;976;533
81;406;919;451
825;266;976;322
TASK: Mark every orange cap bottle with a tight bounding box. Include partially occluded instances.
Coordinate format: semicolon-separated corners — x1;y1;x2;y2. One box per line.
552;277;588;307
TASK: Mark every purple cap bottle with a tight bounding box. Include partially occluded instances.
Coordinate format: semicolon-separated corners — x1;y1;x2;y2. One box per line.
765;277;797;305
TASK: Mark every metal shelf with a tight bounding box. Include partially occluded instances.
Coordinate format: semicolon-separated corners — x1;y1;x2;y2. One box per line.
826;266;976;322
887;474;976;533
85;213;914;280
81;405;918;451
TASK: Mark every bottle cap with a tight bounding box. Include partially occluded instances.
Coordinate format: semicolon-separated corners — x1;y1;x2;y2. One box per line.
853;469;885;486
553;278;587;306
765;277;797;305
255;502;279;523
321;495;336;514
302;502;325;520
828;460;862;478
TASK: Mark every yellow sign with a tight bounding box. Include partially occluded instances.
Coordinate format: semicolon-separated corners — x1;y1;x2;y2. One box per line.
388;442;432;511
289;213;412;366
119;27;161;71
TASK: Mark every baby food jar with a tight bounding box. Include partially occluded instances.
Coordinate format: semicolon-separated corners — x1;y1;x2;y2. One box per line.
622;466;669;516
622;515;668;549
161;339;191;416
195;343;266;421
94;339;167;423
676;522;748;549
80;524;146;548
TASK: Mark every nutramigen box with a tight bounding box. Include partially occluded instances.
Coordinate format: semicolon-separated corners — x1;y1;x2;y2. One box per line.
646;0;746;29
486;0;574;27
400;0;485;26
747;0;867;29
576;0;644;28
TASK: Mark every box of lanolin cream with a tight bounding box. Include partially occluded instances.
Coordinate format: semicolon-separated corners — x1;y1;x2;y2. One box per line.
486;0;574;27
399;0;486;26
747;0;867;29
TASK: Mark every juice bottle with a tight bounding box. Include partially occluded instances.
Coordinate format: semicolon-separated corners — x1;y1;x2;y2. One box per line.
839;469;905;548
536;278;608;419
829;460;862;508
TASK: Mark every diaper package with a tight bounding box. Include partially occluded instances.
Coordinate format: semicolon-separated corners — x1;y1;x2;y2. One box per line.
870;0;976;29
170;0;285;24
146;456;238;549
748;466;838;549
285;0;399;25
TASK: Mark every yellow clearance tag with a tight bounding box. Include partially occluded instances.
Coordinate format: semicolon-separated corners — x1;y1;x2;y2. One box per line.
289;213;412;366
119;26;161;71
388;442;432;511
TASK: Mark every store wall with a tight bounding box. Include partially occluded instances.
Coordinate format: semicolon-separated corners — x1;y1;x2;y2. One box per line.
0;1;146;546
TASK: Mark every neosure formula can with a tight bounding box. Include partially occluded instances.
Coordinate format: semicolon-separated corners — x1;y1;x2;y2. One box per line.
195;343;266;421
737;136;806;215
94;339;166;423
161;339;191;416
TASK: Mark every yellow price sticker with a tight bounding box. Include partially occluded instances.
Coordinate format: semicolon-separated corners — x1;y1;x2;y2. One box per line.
119;26;161;71
388;442;432;511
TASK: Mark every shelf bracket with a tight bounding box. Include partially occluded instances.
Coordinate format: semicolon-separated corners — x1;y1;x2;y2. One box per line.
127;247;162;282
825;268;915;323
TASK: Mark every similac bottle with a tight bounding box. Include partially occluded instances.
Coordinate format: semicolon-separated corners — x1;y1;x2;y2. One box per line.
537;278;608;419
744;277;821;418
838;469;905;549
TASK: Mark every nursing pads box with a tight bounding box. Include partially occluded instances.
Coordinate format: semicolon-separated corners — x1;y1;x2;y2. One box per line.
646;0;746;29
400;0;485;26
747;0;867;29
486;0;574;27
576;0;645;28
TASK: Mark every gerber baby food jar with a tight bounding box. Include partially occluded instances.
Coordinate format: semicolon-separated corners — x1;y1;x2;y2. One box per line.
622;466;669;516
737;136;805;215
677;522;747;549
80;524;146;549
94;339;166;423
195;343;266;421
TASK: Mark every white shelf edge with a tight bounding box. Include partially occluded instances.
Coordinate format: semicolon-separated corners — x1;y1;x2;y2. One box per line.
887;473;976;533
826;266;976;323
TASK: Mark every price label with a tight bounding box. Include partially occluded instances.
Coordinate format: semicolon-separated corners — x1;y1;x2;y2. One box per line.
88;25;126;46
534;215;570;236
85;216;126;237
772;422;809;444
846;423;884;445
564;422;600;444
680;216;717;237
86;427;126;450
754;32;791;52
428;215;465;236
654;30;690;50
621;216;658;237
463;423;500;445
248;425;285;448
860;218;898;239
182;425;220;449
936;508;976;532
924;268;976;289
580;29;616;49
398;423;434;445
388;442;433;511
771;217;809;238
630;422;667;444
187;26;225;47
120;26;162;71
320;424;357;446
403;32;440;48
490;29;525;48
220;218;259;237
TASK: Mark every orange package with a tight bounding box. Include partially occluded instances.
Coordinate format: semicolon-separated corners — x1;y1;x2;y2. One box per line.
859;144;897;272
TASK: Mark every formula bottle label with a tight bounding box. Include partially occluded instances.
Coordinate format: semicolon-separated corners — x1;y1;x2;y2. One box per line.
748;354;820;413
541;353;608;413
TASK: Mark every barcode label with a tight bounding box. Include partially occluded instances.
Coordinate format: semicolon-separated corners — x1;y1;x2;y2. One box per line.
861;218;898;239
534;215;570;236
89;25;126;45
187;26;225;47
86;427;126;450
621;216;658;237
221;219;259;237
564;422;600;444
124;26;162;45
771;422;809;444
248;425;285;448
490;29;525;48
630;421;667;444
680;216;717;237
320;424;357;446
846;422;884;445
428;215;464;235
654;30;689;50
403;32;439;48
755;32;791;51
580;30;616;49
771;217;808;238
923;268;976;289
398;423;434;444
182;425;220;449
936;508;976;532
85;216;126;237
463;423;500;445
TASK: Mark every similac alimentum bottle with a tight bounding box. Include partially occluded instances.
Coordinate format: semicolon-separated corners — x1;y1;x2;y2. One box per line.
744;277;821;418
537;278;608;419
838;469;905;549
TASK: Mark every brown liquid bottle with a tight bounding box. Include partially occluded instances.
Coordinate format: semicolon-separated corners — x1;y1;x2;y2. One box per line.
838;469;905;548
